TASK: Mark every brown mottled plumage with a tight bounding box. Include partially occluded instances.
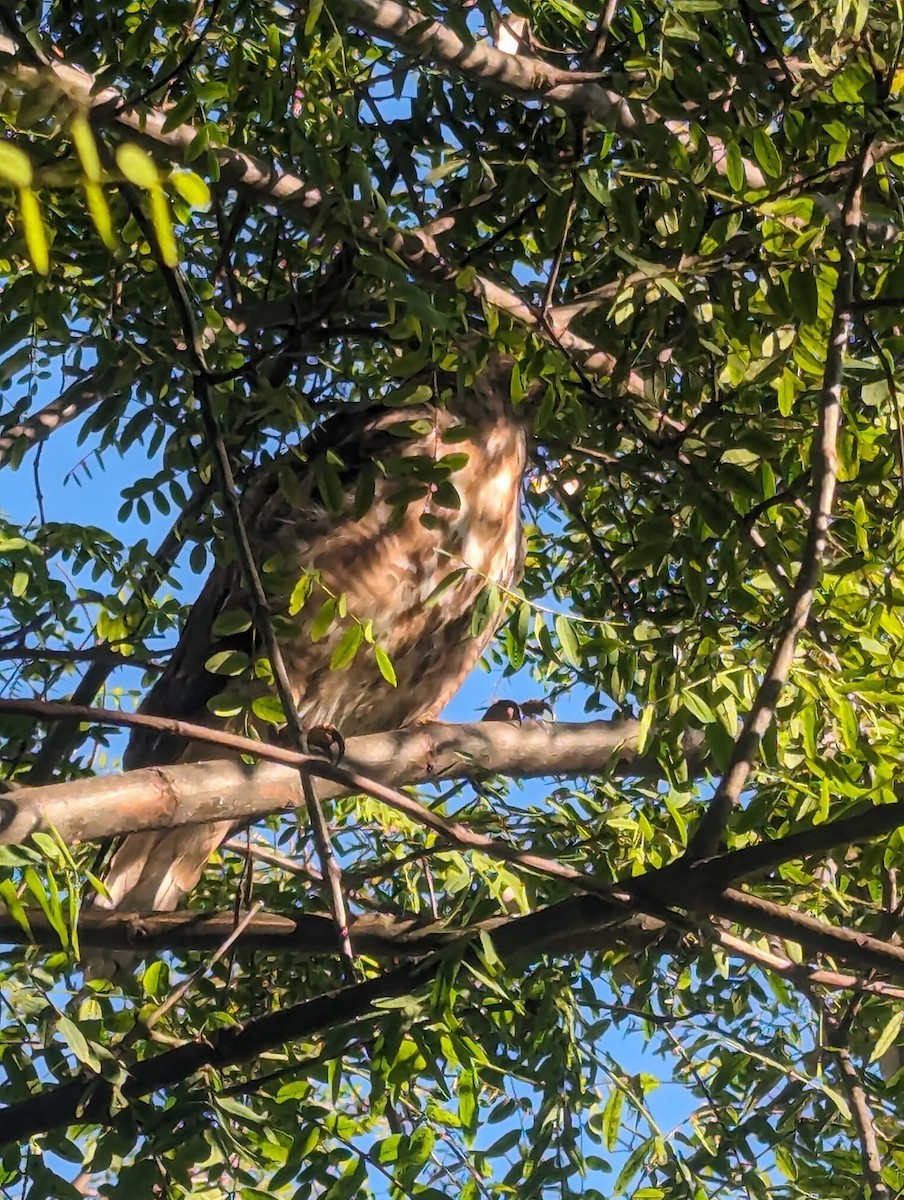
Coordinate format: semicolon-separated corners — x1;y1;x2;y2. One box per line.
96;355;529;919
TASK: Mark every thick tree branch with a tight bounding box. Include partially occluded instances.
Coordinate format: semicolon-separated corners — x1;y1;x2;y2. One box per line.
0;704;701;845
0;897;666;962
6;904;904;1009
4;879;904;1145
342;0;767;189
0;955;438;1147
345;0;639;130
718;931;904;1001
0;36;648;399
711;886;904;976
9;699;904;989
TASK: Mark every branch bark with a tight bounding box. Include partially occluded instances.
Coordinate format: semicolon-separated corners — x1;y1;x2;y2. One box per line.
0;36;648;399
0;709;700;846
0;366;118;469
342;0;767;189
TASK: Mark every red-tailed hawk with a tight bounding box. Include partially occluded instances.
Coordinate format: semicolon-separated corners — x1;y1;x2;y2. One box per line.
95;354;530;923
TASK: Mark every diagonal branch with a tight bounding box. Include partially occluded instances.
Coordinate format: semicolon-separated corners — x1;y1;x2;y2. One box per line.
0;36;648;400
6;902;904;1010
116;178;356;971
0;953;441;1147
687;138;875;858
345;0;638;130
342;0;767;189
4;882;904;1145
0;704;704;844
0;364;124;469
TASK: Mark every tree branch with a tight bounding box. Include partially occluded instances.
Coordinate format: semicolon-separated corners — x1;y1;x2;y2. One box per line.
0;702;703;845
10;697;904;989
0;36;648;399
345;0;638;129
688;138;874;857
115;180;356;971
342;0;767;189
0;897;666;961
0;364;124;470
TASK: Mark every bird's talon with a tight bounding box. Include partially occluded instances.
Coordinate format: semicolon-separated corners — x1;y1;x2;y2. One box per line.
307;724;346;763
481;698;554;724
519;699;555;721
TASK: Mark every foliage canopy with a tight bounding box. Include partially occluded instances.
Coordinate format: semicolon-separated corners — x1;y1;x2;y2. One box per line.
3;0;904;1196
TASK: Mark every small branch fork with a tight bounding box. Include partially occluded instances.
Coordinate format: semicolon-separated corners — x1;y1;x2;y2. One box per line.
115;181;356;975
688;138;875;859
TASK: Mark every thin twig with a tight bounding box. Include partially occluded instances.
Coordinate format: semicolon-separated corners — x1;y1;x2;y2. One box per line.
718;930;904;1000
143;900;263;1030
0;647;163;669
116;180;356;976
223;837;322;883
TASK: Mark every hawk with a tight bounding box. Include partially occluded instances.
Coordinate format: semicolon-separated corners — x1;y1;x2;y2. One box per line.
95;354;530;921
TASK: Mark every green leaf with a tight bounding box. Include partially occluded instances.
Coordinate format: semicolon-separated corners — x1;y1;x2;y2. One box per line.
70;116;102;182
330;623;363;669
751;128;782;179
116;143;160;189
374;644;397;687
142;959;169;999
681;689;715;724
149;187;178;266
19;188;49;274
84;181;116;250
315;459;345;514
433;480;461;510
424;567;468;606
211;609;253;637
170;170;211;210
0;142;32;187
57;1015;101;1072
603;1085;624;1151
204;649;250;676
251;695;286;725
0;879;32;937
458;1068;477;1144
726;141;745;192
555;614;581;668
304;0;323;35
24;867;67;946
869;1010;904;1064
289;573;313;615
310;597;337;642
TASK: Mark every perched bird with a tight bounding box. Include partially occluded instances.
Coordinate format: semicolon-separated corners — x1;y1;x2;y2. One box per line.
94;353;532;926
